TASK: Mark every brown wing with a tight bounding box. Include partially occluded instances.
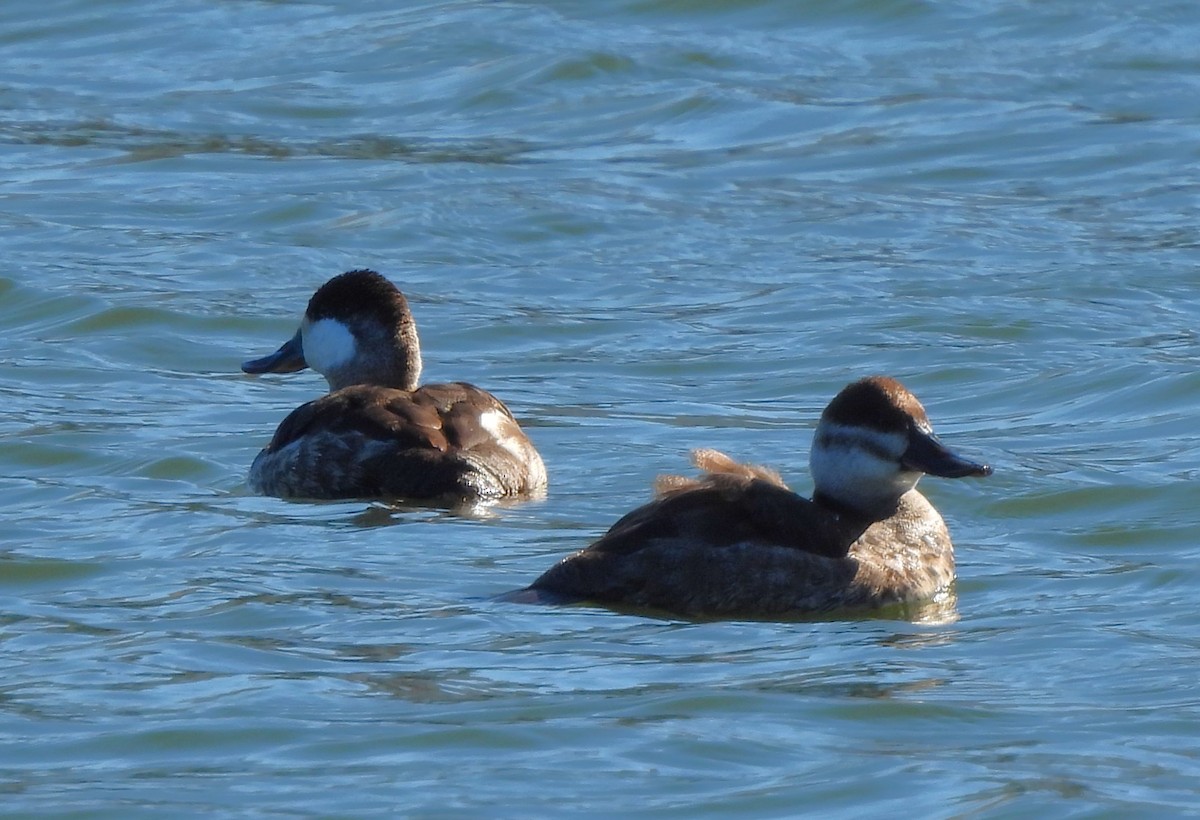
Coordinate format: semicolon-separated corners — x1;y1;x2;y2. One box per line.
258;382;541;500
592;457;862;560
426;382;521;451
526;451;870;611
264;385;453;454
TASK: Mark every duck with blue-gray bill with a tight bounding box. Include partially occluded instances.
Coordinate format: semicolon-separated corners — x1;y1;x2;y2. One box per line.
509;376;989;618
242;269;547;503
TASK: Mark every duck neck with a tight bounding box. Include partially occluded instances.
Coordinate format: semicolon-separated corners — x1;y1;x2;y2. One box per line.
386;311;422;390
326;321;421;392
813;489;899;522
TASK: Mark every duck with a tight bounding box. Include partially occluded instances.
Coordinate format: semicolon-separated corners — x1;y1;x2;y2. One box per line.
240;269;547;503
509;376;990;618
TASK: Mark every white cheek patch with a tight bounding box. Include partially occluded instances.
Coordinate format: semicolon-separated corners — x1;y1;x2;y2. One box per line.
810;424;913;504
302;318;357;375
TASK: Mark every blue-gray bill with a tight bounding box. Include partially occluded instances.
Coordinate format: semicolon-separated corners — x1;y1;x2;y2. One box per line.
902;428;992;478
241;330;307;375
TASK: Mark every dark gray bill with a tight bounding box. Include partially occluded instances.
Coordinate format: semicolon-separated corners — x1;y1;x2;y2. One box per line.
241;329;307;375
902;428;992;478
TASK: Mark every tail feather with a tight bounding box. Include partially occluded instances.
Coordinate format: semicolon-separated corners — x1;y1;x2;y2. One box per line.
654;448;788;497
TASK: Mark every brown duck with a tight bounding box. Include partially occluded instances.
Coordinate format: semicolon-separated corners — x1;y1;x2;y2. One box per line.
511;377;989;617
242;269;546;503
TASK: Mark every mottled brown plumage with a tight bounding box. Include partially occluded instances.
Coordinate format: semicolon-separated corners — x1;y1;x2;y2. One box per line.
242;270;546;503
513;377;990;618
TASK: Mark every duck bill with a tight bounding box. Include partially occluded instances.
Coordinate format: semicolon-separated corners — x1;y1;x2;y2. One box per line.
902;429;992;478
241;329;308;375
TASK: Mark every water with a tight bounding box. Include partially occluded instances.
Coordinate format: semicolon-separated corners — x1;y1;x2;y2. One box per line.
2;0;1198;814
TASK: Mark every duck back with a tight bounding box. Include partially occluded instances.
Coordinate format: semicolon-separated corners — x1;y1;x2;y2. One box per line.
249;382;546;502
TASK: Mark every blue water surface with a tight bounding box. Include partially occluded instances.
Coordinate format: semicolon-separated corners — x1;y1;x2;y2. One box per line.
1;0;1199;815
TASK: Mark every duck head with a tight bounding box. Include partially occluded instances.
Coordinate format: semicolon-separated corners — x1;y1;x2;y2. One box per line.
809;376;991;517
241;269;422;392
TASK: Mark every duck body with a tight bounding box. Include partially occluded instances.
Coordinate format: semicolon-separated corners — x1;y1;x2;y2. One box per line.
247;381;546;501
242;270;546;503
518;377;990;618
527;455;954;616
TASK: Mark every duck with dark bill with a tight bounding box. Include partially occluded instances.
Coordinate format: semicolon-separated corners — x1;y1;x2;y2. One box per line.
509;376;990;618
242;269;547;504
